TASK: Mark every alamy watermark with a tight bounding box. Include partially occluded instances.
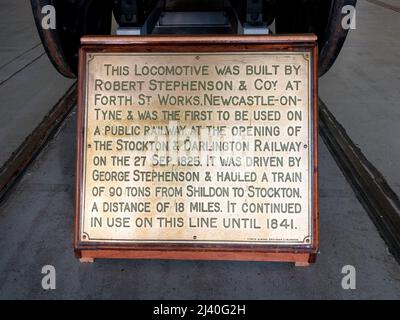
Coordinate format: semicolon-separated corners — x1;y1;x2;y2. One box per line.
41;265;56;290
342;5;357;30
341;265;356;290
41;5;56;30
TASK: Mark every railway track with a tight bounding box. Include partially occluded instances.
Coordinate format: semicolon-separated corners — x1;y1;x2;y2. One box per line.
364;0;400;13
0;83;77;200
319;100;400;264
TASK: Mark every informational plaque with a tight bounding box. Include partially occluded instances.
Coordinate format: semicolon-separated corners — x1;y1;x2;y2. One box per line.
75;36;318;265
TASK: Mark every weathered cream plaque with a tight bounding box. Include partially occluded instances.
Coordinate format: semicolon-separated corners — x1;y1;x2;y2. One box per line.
75;36;319;267
79;50;313;246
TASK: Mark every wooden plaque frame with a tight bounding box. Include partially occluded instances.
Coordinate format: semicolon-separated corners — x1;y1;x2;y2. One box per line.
74;35;319;266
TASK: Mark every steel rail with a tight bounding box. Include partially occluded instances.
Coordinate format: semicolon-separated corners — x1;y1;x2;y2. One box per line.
319;99;400;265
0;83;77;201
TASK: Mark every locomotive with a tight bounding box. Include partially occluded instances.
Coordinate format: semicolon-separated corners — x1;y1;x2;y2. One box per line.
31;0;356;78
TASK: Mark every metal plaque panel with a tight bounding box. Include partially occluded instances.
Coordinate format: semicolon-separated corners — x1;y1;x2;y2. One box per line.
75;36;318;263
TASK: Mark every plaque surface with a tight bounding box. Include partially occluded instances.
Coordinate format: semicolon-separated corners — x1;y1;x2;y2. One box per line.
75;36;318;263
